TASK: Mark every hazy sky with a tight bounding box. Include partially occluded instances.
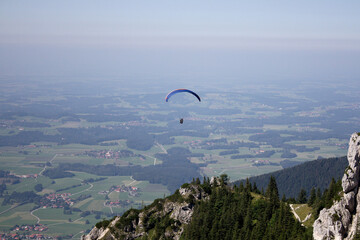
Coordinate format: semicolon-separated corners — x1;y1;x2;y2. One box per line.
1;0;360;86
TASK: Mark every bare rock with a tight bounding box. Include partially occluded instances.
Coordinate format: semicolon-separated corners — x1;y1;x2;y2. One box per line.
210;176;220;186
314;133;360;240
341;192;356;213
342;133;360;193
81;227;104;240
82;227;111;240
170;202;194;224
313;201;351;240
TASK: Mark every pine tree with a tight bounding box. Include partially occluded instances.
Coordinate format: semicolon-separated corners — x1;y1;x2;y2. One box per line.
252;182;259;194
195;177;201;185
308;187;316;206
325;178;337;207
265;176;280;211
220;174;229;185
297;188;307;204
232;221;240;240
239;182;244;192
245;178;252;192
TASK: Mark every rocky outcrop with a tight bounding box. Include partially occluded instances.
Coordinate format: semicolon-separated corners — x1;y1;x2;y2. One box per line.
313;133;360;240
82;183;210;240
82;217;120;240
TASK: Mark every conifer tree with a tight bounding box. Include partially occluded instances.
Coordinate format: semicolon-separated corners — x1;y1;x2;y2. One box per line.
308;187;316;206
252;182;259;194
220;174;229;185
297;188;307;203
245;178;252;192
239;182;244;192
195;177;201;185
265;176;280;210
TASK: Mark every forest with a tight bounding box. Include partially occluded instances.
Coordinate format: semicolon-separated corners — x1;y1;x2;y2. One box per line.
234;156;348;198
97;173;346;240
181;176;311;240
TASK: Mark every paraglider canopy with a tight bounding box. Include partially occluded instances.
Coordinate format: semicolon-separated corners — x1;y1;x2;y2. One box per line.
165;89;201;102
165;89;200;124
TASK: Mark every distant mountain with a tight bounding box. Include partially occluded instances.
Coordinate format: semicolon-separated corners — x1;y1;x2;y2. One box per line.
233;156;348;198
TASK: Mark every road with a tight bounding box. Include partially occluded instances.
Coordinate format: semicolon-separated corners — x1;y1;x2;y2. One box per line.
104;200;113;214
30;208;41;224
143;143;167;166
156;142;168;154
39;154;58;176
71;178;94;196
72;230;85;239
290;204;302;223
0;203;22;216
143;153;157;166
127;176;137;186
13;153;59;191
29;177;92;226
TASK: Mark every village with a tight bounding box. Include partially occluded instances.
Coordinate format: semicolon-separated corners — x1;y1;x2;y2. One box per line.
83;149;144;160
41;193;74;208
110;184;139;197
99;184;139;198
12;224;48;232
99;185;139;208
1;232;70;240
1;233;49;240
105;199;133;208
3;224;51;240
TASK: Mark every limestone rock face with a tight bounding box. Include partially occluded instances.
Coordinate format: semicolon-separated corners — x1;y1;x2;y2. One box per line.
81;227;105;240
210;176;220;186
342;192;356;213
81;217;119;240
342;134;360;193
179;185;208;200
313;133;360;240
169;202;194;224
314;201;351;240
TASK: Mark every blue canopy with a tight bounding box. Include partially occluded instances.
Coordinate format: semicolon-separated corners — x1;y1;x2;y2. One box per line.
165;89;201;102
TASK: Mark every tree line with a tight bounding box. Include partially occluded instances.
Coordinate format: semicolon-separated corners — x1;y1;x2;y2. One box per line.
234;156;347;198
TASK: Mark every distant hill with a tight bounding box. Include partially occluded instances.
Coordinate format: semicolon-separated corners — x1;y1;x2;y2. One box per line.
234;156;348;198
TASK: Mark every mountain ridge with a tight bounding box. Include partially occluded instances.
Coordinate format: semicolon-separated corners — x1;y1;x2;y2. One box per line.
83;134;359;240
234;156;348;198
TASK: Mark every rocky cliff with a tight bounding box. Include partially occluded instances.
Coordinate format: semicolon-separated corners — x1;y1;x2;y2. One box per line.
82;183;210;240
313;132;360;240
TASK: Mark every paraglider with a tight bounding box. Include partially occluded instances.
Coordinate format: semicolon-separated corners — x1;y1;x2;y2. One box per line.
165;89;201;124
165;89;201;102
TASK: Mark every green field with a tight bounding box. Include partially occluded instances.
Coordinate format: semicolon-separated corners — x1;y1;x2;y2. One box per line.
0;82;355;237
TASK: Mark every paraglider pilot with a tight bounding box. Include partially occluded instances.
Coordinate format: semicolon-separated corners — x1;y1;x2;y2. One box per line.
165;89;201;125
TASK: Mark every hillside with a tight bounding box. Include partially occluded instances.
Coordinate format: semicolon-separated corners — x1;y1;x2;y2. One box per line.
234;156;348;198
82;176;312;240
82;132;360;240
